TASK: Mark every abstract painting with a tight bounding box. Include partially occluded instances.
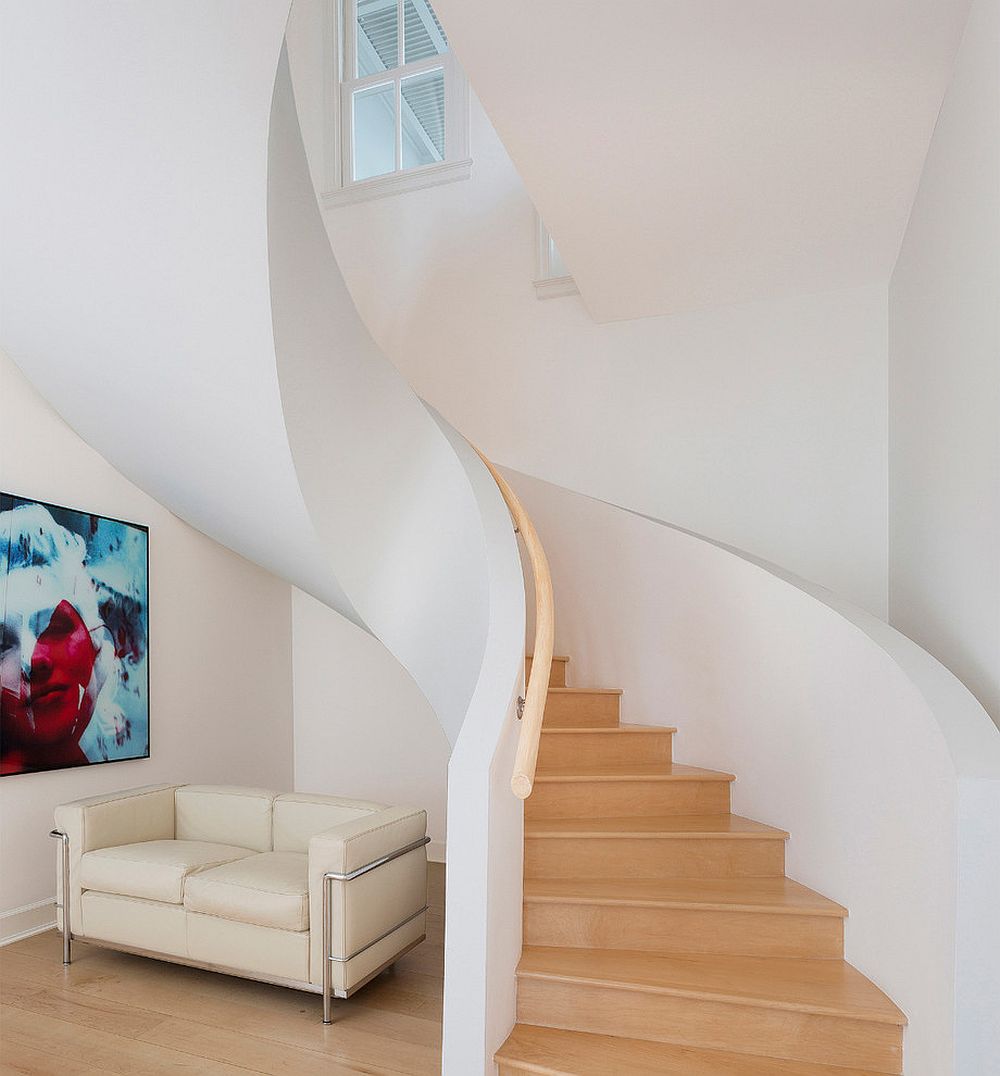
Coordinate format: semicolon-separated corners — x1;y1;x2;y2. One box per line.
1;493;149;776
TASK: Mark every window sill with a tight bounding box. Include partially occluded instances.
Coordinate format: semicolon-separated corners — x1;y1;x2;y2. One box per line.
533;275;579;300
322;157;473;209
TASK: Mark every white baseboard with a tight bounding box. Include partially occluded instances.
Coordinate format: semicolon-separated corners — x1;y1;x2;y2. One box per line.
1;898;55;946
427;840;446;864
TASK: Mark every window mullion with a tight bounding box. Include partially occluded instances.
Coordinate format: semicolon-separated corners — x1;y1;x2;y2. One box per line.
395;77;402;171
395;54;444;79
342;72;353;185
346;69;412;92
344;0;355;81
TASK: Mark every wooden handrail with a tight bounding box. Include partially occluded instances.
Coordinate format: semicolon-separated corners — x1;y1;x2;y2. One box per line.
474;450;554;799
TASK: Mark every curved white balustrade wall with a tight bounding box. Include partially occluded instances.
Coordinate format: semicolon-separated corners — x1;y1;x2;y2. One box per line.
431;410;526;1076
269;50;490;740
507;467;1000;1076
0;3;491;742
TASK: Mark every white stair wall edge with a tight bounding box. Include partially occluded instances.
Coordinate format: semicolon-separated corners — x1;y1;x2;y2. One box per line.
433;410;526;1076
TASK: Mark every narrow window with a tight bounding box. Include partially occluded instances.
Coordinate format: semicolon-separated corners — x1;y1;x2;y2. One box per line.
325;0;471;205
534;216;579;300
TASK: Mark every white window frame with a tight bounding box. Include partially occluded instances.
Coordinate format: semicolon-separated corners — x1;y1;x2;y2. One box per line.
534;215;579;300
322;0;471;208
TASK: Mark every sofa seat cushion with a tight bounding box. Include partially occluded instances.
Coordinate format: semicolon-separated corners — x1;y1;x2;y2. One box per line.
183;851;309;932
79;840;255;904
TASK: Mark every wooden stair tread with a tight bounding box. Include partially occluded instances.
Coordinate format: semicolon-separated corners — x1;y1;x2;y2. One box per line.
525;814;789;839
496;1024;887;1075
522;877;847;916
517;948;906;1025
540;723;676;735
533;762;733;782
547;686;622;695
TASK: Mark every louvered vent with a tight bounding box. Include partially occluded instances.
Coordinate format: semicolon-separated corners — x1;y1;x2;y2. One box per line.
357;2;398;71
402;73;444;158
403;0;447;63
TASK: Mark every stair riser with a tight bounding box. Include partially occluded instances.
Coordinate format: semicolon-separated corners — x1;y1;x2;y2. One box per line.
525;780;731;820
527;656;568;687
543;693;620;728
537;730;673;770
523;903;844;958
517;979;903;1073
524;837;786;880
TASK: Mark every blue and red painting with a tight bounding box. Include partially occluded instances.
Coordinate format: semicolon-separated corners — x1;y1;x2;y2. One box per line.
1;493;149;776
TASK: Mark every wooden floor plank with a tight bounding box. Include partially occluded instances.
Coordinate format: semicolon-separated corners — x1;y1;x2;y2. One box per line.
0;864;445;1076
1;1006;251;1076
0;1038;106;1076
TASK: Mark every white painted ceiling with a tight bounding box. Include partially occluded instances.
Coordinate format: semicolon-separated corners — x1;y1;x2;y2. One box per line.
433;0;972;321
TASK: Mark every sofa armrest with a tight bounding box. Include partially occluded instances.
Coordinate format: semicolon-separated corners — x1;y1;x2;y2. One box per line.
53;784;178;931
307;806;427;878
54;784;178;853
307;806;427;989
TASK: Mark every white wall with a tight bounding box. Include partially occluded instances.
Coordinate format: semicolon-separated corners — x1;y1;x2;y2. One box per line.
291;587;449;858
0;351;295;943
506;467;1000;1076
285;6;890;617
888;0;1000;725
433;413;525;1076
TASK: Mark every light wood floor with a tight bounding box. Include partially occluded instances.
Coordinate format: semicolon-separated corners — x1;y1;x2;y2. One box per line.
0;863;444;1076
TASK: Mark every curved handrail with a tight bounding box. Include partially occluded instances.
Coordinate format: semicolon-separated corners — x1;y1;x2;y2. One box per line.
474;450;554;798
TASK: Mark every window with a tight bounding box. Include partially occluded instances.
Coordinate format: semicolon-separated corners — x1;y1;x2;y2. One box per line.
323;0;471;206
534;216;579;299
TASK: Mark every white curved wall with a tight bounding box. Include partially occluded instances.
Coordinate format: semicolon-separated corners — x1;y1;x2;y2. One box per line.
0;2;491;741
269;51;489;738
507;467;1000;1076
889;0;1000;727
0;1;350;616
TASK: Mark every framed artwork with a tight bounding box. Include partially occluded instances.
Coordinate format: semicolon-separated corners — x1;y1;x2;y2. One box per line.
1;493;149;776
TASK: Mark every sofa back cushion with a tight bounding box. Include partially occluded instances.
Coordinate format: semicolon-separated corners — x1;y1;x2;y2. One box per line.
175;786;275;852
272;792;383;853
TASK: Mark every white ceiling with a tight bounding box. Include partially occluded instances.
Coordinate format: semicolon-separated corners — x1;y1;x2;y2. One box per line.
433;0;972;321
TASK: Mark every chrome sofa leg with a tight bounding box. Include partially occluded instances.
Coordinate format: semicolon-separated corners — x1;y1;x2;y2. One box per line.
49;830;71;965
322;873;332;1023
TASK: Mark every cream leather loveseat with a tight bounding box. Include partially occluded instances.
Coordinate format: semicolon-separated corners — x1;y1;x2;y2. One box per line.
51;784;428;1020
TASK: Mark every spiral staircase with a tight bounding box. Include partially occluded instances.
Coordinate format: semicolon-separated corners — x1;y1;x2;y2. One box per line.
496;655;906;1075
